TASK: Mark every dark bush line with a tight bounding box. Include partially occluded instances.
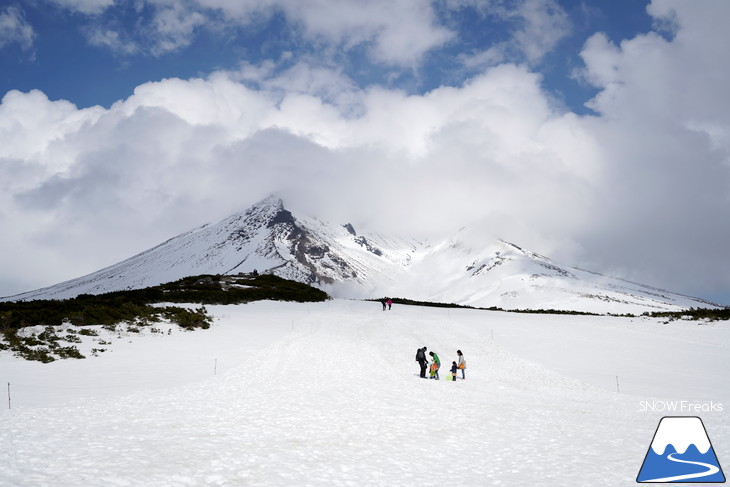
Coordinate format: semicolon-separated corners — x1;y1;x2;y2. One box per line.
642;307;730;322
369;297;601;316
375;297;729;319
0;273;328;332
0;273;330;361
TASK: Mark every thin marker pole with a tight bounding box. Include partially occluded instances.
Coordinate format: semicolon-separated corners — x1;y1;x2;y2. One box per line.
616;375;620;394
7;382;10;410
214;359;218;376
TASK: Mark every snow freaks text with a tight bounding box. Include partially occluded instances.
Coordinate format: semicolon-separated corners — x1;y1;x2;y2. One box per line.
638;401;724;413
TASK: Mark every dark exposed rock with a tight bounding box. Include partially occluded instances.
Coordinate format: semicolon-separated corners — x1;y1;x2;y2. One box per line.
343;223;357;236
268;209;296;227
354;236;383;256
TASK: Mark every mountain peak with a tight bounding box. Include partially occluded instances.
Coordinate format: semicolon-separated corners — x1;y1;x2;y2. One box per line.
3;198;720;313
250;194;284;212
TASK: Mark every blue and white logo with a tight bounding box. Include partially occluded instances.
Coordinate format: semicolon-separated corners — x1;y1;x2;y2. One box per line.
637;416;725;483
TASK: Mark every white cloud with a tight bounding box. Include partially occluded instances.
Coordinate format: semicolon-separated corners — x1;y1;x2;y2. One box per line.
0;90;104;170
289;0;453;66
445;0;571;64
82;1;210;57
568;0;730;298
87;27;139;55
201;0;454;66
67;0;454;65
0;64;600;296
512;0;571;63
457;46;506;71
43;0;569;69
47;0;115;15
230;60;361;111
148;3;208;55
0;5;35;51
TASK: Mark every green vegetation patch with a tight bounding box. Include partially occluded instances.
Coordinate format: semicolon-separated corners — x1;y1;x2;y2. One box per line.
0;273;329;362
643;307;730;322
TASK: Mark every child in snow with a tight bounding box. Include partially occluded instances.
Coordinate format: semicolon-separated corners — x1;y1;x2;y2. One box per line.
450;361;458;381
457;349;466;380
429;351;440;380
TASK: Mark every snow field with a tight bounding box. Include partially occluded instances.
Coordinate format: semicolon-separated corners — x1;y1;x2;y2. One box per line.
1;300;728;486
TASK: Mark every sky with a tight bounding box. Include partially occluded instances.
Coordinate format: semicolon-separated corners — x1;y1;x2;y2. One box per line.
1;0;729;305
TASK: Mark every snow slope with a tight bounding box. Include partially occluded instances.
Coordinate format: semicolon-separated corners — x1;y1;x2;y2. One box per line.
1;300;728;486
386;233;718;314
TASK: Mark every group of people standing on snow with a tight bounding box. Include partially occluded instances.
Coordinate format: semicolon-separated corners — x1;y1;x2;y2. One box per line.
380;298;393;311
415;347;466;381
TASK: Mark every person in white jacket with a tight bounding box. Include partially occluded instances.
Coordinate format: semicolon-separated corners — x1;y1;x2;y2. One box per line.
457;350;466;380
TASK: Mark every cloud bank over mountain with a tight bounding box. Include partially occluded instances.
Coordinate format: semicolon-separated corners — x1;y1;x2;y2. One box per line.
1;1;729;304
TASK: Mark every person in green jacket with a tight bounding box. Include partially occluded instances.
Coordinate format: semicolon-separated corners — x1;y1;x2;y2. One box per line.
428;351;441;380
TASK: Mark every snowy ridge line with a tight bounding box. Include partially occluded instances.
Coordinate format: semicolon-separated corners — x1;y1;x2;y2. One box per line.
2;196;721;314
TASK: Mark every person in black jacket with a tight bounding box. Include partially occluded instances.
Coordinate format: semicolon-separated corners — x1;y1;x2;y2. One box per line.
415;346;428;378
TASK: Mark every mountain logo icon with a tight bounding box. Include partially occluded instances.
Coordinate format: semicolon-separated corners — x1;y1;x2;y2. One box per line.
637;416;726;483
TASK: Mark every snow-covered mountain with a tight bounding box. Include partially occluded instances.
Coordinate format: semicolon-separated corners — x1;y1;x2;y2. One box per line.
4;196;719;313
383;228;719;314
4;196;419;302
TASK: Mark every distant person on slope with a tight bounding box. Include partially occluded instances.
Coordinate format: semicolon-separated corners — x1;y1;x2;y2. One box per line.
387;298;392;310
450;361;458;381
380;298;387;311
429;351;440;380
457;350;466;380
415;346;428;378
